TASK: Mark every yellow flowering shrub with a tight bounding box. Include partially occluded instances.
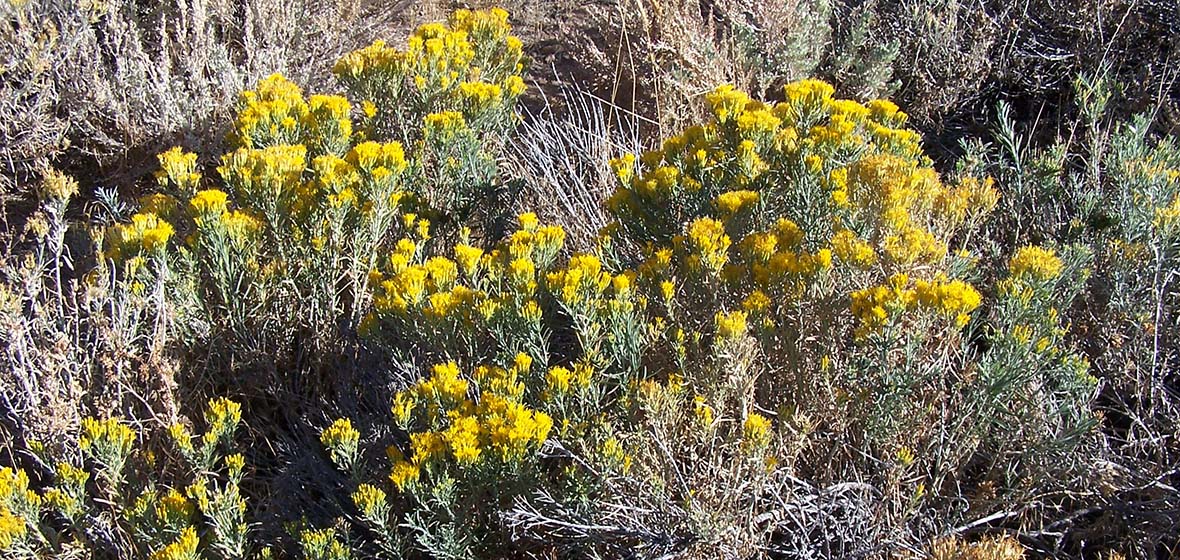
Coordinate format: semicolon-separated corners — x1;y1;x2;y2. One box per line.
8;4;1175;558
96;8;529;370
606;79;997;358
333;7;524;137
2;398;250;559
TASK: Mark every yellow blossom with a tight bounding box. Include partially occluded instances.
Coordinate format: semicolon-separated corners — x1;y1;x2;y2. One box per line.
392;392;415;426
715;310;748;340
454;243;484;275
352;483;388;519
715;190;759;216
692;396;715;428
0;507;26;549
155;489;195;526
545;366;572;396
742;413;772;451
444;415;482;464
686;217;731;273
189;189;229;216
389;461;421;491
150;526;199;560
1009;245;1063;281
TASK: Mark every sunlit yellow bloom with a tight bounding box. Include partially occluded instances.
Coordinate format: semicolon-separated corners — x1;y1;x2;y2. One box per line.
830;230;876;268
156;147;202;191
741;290;771;314
392;392;415;426
320;418;360;459
79;417;136;455
0;506;26;549
389;461;420;491
599;437;631;473
410;431;447;465
705;84;751;124
1009;245;1063;281
189;189;229;216
155;489;195;526
784;79;834;106
352;483;387;519
545;366;572;396
915;277;982;328
716;190;759;216
686;217;731;273
742;413;772;451
454;243;484;275
232;73;309;149
715;310;748;340
150;526;199;560
508;257;536;292
443;415;483;464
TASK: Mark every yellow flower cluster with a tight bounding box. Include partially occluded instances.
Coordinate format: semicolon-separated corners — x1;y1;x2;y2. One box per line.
55;462;88;488
217;144;307;206
156;146;201;192
742;413;772;451
321;418;360;453
206;397;242;436
544;363;592;399
424;110;467;139
320;417;360;474
0;506;25;550
915;276;983;328
186;188;264;246
684;217;731;273
386;358;553;488
181;71;411;240
189;189;229;215
233;73;309;149
606;80;995;344
333;8;525;126
79;417;136;455
155;489;195;526
783;79;836;108
0;468;33;504
546;253;611;308
225;454;245;478
705;84;753;124
715;310;748;341
599;437;632;473
851;273;982;336
936;176;1001;228
304;94;353;156
150;526;199;560
458;81;506;115
692;396;716;428
715;190;759;217
346;140;408;173
369;214;566;326
299;527;350;560
1008;245;1064;282
39;167;79;202
0;467;35;550
107;211;175;260
352;483;388;520
830;230;877;268
847;154;949;265
1155;194;1180;235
